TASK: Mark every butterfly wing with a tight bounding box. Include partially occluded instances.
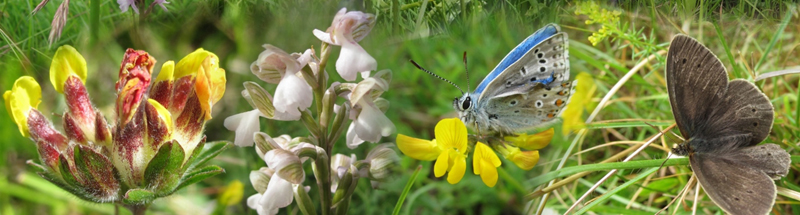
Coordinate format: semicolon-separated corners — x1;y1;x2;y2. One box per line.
690;143;790;215
481;80;575;133
477;30;569;100
699;80;774;150
666;35;730;139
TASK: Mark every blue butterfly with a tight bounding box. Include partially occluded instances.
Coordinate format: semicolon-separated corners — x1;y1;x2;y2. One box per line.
412;24;574;135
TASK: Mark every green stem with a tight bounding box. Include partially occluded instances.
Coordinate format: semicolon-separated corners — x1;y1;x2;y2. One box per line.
314;42;333;215
123;204;149;215
89;0;100;44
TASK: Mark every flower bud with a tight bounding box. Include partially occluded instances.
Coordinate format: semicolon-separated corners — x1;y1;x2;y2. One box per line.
505;128;553;150
62;75;97;144
494;145;540;170
115;49;155;126
330;153;354;192
150;61;175;106
365;144;397;181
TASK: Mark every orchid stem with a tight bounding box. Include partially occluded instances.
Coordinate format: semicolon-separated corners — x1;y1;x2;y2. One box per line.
315;42;333;215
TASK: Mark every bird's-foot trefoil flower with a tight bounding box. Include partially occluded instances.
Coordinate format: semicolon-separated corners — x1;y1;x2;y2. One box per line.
397;118;552;187
397;118;468;184
3;45;231;214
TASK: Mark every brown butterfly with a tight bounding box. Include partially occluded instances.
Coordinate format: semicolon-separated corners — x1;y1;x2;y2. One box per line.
667;35;791;215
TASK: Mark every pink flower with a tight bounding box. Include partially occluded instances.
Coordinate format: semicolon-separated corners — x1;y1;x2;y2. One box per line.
118;0;169;13
117;0;138;13
313;8;377;81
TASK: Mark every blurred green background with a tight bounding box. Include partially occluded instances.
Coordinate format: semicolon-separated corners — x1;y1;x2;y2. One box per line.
1;0;799;214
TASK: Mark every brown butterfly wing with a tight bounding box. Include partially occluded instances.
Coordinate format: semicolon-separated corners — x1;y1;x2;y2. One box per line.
666;35;730;139
700;80;774;149
691;143;790;215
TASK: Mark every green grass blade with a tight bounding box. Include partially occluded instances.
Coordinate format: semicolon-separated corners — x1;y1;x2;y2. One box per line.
574;168;659;215
527;158;688;188
392;165;422;215
754;6;794;73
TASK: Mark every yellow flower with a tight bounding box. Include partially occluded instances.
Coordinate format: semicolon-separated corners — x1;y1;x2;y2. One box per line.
561;72;596;136
505;128;553;150
4;76;42;137
217;180;244;206
574;1;621;46
176;48;227;120
472;142;501;187
494;145;539;171
49;45;87;93
396;118;468;184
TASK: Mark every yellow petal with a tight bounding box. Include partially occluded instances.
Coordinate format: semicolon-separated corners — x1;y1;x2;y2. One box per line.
433;150;450;178
49;45;87;93
148;99;173;132
479;160;498;187
446;152;466;184
174;48;211;79
561;72;596;136
506;128;553;150
5;76;42;137
396;134;441;161
195;54;226;120
472;143;483;175
473;142;501;175
510;150;540;171
434;118;468;152
155;61;175;83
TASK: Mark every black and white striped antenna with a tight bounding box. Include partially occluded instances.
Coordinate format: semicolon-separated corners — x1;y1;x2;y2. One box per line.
409;60;464;94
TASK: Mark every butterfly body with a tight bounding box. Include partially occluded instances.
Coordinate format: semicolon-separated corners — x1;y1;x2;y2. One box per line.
455;24;574;135
667;35;790;215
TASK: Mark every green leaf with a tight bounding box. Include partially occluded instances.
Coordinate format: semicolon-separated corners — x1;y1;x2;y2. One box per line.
58;155;80;187
74;145;118;199
183;136;206;171
143;141;185;194
176;165;225;191
186;140;230;172
123;188;157;204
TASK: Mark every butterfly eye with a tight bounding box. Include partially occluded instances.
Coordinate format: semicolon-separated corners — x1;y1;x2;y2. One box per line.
462;97;472;110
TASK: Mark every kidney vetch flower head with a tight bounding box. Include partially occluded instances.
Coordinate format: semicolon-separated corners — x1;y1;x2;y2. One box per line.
4;45;230;214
